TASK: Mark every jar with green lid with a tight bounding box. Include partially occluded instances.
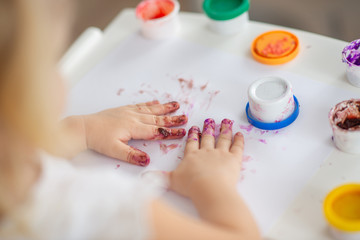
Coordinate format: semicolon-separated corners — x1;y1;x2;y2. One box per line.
203;0;250;35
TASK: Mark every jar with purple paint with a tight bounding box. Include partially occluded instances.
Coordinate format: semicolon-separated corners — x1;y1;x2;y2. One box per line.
342;39;360;87
329;99;360;154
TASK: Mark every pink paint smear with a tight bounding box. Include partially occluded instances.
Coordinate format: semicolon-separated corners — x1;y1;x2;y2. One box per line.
159;143;181;154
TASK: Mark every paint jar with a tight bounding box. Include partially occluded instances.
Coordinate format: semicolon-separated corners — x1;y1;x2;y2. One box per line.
343;39;360;87
246;77;299;130
251;30;300;65
203;0;250;35
329;99;360;154
324;184;360;240
136;0;180;40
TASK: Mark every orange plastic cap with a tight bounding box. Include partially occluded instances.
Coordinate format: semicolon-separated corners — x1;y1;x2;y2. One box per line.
251;30;300;65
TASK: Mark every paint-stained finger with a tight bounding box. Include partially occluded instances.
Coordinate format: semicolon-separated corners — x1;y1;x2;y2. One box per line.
230;132;244;157
106;140;150;167
141;114;188;127
129;124;186;140
136;100;160;106
200;118;216;149
185;126;201;154
151;127;187;140
135;101;180;115
216;119;234;150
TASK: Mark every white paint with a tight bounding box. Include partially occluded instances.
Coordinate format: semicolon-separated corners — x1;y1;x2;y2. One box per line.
248;77;295;123
256;80;287;100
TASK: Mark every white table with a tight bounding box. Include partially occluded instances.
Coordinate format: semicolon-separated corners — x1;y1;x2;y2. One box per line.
63;9;360;240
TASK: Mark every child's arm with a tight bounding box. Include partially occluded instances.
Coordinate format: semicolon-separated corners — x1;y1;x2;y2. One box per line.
57;100;187;165
150;119;260;240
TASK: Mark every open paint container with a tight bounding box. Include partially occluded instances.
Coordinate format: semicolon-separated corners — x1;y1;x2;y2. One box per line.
342;39;360;87
251;30;300;65
136;0;180;39
246;76;299;130
324;184;360;240
203;0;250;35
329;99;360;154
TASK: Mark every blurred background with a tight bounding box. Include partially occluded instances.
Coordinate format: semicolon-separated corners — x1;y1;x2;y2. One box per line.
71;0;359;46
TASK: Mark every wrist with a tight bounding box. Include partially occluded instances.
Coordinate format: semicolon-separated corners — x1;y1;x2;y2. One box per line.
61;115;88;154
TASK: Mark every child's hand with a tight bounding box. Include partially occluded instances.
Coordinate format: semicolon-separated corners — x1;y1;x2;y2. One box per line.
83;100;187;166
169;118;244;198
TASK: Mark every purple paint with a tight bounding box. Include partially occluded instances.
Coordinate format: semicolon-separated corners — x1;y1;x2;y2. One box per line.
239;124;254;133
343;39;360;66
203;118;215;136
259;139;267;144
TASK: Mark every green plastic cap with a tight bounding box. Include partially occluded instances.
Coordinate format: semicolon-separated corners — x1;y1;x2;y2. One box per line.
203;0;250;21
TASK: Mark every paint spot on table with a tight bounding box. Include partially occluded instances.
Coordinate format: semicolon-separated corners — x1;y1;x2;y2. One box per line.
159;143;180;154
117;88;125;96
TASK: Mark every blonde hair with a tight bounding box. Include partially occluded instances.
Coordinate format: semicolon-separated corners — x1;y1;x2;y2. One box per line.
0;0;71;221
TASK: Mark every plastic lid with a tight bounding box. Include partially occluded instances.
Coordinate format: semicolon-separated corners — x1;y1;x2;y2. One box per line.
324;184;360;232
251;30;300;65
203;0;250;21
246;96;299;130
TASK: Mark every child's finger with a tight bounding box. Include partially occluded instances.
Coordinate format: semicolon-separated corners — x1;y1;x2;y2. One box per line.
136;100;160;106
135;101;180;115
230;132;244;156
140;114;188;127
200;118;216;149
131;124;186;140
107;141;150;167
216;119;234;150
185;126;201;153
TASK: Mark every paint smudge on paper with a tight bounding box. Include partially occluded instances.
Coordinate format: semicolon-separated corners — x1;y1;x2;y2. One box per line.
159;143;181;154
115;164;120;169
200;83;208;91
259;139;267;144
117;88;125;96
205;90;220;110
243;155;253;163
239;155;256;182
178;78;194;90
240;124;254;134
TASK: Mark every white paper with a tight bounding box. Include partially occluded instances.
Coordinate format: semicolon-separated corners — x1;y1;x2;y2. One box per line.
65;33;358;234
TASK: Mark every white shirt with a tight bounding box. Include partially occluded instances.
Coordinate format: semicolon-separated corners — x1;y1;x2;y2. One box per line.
2;153;159;240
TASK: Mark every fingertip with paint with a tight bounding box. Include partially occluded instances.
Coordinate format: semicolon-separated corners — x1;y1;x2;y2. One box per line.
129;148;151;167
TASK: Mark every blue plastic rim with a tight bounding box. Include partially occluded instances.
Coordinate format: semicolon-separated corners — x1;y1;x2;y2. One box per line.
246;96;300;130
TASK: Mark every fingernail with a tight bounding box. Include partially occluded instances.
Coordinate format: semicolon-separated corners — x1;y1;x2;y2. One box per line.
220;119;234;132
203;118;215;136
167;115;188;126
128;148;150;167
165;101;180;112
176;115;188;124
188;126;200;139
